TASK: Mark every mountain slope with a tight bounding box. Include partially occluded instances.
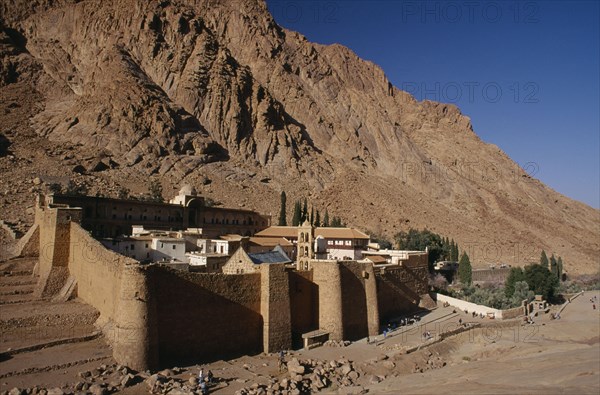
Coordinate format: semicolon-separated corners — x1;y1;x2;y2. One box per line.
0;0;598;273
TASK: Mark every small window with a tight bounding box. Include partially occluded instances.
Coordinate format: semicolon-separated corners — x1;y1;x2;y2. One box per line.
172;245;176;250
145;244;149;248
131;244;135;250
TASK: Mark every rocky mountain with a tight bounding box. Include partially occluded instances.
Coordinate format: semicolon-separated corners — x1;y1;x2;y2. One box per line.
0;0;598;273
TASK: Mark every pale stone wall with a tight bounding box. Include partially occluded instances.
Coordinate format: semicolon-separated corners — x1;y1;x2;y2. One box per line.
222;247;257;274
312;261;344;340
261;264;292;353
436;293;502;318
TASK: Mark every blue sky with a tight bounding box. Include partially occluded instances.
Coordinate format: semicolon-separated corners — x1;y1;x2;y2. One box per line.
266;0;600;209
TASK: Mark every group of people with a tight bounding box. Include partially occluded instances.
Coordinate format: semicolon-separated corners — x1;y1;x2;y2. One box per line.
197;368;214;394
422;331;432;340
590;295;597;310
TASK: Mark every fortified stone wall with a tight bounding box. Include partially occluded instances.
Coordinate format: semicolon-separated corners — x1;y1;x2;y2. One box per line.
33;206;431;372
339;262;379;340
376;263;429;322
311;261;379;341
288;270;318;348
261;264;292;354
149;267;263;367
312;261;344;341
36;207;81;298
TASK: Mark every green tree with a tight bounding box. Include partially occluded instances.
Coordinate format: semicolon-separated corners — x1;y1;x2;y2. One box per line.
511;281;534;306
458;252;472;286
450;239;459;261
557;256;563;281
278;191;287;226
323;209;330;227
395;228;446;272
505;267;526;297
314;210;321;227
540;250;549;268
310;206;314;225
550;254;558;279
292;201;302;226
370;233;392;249
524;263;559;300
301;198;308;223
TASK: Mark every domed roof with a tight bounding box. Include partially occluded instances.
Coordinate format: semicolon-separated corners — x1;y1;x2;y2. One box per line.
179;184;197;196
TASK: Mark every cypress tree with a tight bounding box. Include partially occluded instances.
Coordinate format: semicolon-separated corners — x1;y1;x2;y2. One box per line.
323;209;330;227
310;206;314;225
458;252;472;285
301;198;308;223
505;267;526;297
315;210;321;227
278;191;287;226
540;250;549;268
292;201;302;226
557;256;563;281
550;254;558;279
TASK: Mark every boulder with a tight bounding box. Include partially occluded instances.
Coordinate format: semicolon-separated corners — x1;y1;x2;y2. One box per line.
287;358;305;375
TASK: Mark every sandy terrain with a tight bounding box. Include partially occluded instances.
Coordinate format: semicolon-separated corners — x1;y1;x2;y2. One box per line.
1;256;598;394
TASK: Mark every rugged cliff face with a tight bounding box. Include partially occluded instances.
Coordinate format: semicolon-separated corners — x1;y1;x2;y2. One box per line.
0;0;598;273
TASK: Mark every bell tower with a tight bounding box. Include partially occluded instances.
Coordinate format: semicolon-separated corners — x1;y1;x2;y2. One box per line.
297;220;314;270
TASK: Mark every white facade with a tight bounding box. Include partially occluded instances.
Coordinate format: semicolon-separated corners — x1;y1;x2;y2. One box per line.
196;238;232;255
151;238;186;262
101;237;153;262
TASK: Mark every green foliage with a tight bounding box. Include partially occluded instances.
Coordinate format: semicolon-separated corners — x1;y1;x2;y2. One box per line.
559;273;600;294
394;228;447;272
557;256;563;281
540;250;549;268
451;240;459;261
301;198;308;223
369;233;392;249
148;179;164;203
310;206;314;225
550;254;558;279
278;191;287;226
458;252;472;285
511;281;534;306
292;201;302;226
524;263;559;300
504;267;526;297
314;210;321;227
330;216;343;227
323;209;330;227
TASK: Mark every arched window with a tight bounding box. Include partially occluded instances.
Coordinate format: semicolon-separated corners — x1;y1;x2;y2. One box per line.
300;233;305;243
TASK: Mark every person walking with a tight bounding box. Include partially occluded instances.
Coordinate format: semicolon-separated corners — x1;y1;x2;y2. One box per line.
278;350;286;372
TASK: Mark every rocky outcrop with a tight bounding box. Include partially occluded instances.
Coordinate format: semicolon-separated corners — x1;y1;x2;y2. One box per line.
0;0;598;273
